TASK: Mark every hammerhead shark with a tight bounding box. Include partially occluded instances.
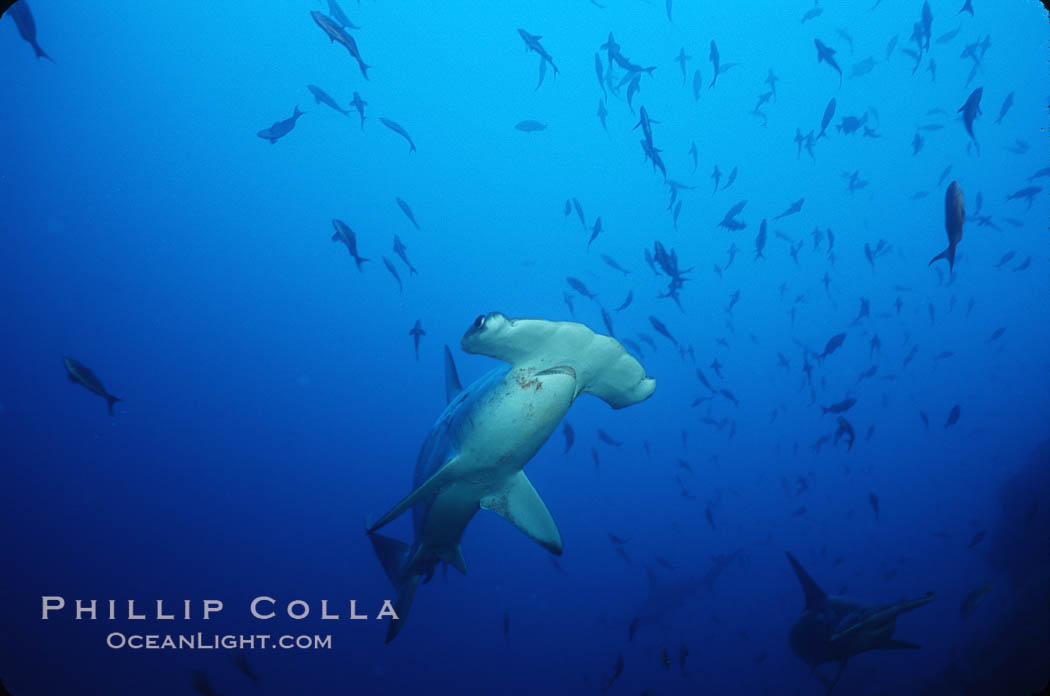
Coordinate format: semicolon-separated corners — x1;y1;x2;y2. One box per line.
786;552;935;694
632;549;742;628
367;313;655;641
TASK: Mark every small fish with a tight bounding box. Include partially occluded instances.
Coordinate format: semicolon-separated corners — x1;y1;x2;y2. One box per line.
515;120;546;132
517;28;559;78
600;307;615;337
709;40;720;87
350;92;367;129
960;584;991;620
565;277;596;300
929;181;965;273
649;316;678;346
886;35;899;60
987;327;1006;342
773;198;804;220
395;197;420;229
563;292;575;317
408;320;425;360
615;290;634;312
660;647;672;669
814;38;843;85
230;649;260;682
945;404;960;427
587;217;603;248
331;219;369;270
869;492;880;520
818;98;836;139
818;332;846;362
393;235;417;275
310;11;369;78
967;530;985;548
723;166;738;190
257;105;305;144
1005;186;1042;211
994;92;1014;125
801;7;823;23
754;219;767;260
562;421;574;453
675;46;691;83
822;397;857;415
594;53;605;96
307;84;349;115
379;117;416;153
325;0;359;30
63;357;121;415
958;87;983;151
851;57;876;77
628;618;640;641
9;1;52;61
600;254;630;275
191;671;222;696
692;69;703;100
382;257;403;293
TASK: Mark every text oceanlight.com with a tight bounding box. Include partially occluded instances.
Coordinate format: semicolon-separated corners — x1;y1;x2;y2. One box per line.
106;633;332;650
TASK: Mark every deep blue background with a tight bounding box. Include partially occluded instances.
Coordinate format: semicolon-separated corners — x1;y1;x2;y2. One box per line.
1;0;1047;694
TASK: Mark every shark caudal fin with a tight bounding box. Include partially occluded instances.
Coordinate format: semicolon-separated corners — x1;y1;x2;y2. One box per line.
928;246;955;272
461;314;656;409
443;345;463;404
481;470;563;555
786;552;827;610
105;394;121;416
366;531;419;643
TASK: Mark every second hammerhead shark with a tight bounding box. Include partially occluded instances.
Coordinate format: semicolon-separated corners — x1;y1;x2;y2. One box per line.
786;552;935;694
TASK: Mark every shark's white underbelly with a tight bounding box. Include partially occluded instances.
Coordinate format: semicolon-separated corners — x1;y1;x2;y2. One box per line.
413;364;576;555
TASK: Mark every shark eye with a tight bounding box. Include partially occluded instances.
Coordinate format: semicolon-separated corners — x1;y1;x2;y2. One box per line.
473;315;485;329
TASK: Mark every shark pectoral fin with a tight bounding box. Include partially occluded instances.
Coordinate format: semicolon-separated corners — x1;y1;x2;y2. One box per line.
481;471;563;555
367;532;412;588
369;459;459;533
443;345;463;404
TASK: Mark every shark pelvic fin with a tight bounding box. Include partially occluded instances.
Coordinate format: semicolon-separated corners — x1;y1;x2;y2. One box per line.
369;458;459;533
786;552;827;610
438;545;468;575
443;345;463;404
481;470;563;555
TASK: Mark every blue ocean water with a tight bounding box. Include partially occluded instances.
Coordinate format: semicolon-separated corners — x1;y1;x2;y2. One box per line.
1;0;1048;694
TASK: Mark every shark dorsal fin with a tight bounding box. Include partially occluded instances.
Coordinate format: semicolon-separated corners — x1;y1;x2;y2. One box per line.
443;345;463;404
786;552;827;610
